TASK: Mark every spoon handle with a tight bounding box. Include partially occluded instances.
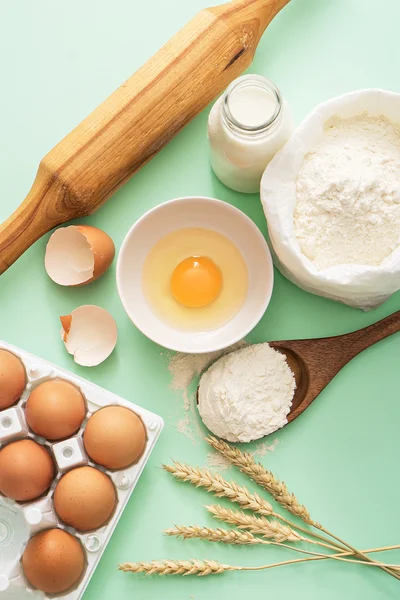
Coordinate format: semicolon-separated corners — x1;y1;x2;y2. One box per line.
338;309;400;365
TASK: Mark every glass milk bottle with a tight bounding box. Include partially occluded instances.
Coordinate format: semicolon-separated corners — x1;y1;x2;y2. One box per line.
208;75;293;193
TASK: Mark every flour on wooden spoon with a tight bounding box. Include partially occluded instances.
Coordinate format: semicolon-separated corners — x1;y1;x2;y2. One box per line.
166;341;248;443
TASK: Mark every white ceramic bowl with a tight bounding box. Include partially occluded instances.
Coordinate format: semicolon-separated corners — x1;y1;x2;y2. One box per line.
117;197;273;353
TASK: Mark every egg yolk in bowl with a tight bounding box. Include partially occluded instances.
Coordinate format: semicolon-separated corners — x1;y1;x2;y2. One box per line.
170;256;222;308
142;228;248;332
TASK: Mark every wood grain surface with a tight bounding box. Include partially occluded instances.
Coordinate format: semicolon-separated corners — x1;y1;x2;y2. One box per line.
0;0;289;275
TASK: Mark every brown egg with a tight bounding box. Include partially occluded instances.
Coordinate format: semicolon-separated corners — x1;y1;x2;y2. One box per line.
22;528;85;594
54;466;116;531
25;379;86;441
84;406;146;469
0;349;26;410
0;439;54;501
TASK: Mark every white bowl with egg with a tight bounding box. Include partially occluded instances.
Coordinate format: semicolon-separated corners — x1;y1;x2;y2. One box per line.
117;197;273;353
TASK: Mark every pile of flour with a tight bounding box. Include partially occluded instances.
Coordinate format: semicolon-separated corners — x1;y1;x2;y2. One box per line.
294;113;400;270
197;344;296;443
167;341;248;443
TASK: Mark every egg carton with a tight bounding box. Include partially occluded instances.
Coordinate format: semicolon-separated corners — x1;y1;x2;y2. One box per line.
0;341;164;599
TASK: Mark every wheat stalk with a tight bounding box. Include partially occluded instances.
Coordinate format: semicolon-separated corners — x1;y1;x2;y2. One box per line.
119;559;232;576
165;525;400;572
162;462;273;515
119;549;400;577
165;524;339;562
166;525;261;545
206;504;305;543
166;524;342;559
206;436;400;580
206;436;313;524
165;525;344;563
163;458;400;575
207;505;340;552
163;460;342;552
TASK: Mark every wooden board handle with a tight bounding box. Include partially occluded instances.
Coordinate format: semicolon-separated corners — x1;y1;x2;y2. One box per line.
0;0;289;274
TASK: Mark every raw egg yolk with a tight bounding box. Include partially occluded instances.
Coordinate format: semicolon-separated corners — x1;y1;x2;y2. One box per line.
170;256;222;308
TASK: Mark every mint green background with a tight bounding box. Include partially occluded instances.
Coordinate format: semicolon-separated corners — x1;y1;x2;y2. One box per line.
1;1;400;598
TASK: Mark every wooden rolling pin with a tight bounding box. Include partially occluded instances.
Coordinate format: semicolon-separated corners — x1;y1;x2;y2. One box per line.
0;0;289;274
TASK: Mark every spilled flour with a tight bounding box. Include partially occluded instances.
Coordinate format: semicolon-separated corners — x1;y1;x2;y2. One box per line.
252;438;280;458
205;451;232;470
167;341;248;443
205;438;280;471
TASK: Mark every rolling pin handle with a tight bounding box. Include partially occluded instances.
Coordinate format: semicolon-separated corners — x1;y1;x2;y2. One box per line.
0;167;57;274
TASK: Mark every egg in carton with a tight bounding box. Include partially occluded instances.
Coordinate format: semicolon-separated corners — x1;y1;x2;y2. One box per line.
0;341;164;599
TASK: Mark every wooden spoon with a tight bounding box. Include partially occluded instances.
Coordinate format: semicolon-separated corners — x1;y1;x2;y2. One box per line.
197;310;400;427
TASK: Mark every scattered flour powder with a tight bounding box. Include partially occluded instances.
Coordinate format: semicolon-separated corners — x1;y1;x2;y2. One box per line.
294;113;400;270
197;344;296;443
167;341;248;443
205;439;279;472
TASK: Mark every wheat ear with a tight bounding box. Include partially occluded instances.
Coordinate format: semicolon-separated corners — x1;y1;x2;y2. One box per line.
166;524;337;561
165;524;339;561
206;436;313;524
206;504;341;552
119;559;232;576
206;504;306;542
162;462;273;515
166;525;260;545
206;436;400;581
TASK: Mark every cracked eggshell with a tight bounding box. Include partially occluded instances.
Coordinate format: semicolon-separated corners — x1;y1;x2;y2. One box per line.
60;305;118;367
45;225;115;286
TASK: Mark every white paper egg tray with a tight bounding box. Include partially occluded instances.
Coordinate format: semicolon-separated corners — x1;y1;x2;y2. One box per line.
0;341;164;600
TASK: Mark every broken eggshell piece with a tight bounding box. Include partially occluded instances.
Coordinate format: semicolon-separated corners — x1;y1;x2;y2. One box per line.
60;306;118;367
45;225;115;286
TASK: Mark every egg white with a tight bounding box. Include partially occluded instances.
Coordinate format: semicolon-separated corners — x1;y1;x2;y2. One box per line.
142;227;248;332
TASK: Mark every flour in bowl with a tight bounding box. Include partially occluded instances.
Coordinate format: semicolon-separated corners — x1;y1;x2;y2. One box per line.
294;113;400;270
197;344;296;443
